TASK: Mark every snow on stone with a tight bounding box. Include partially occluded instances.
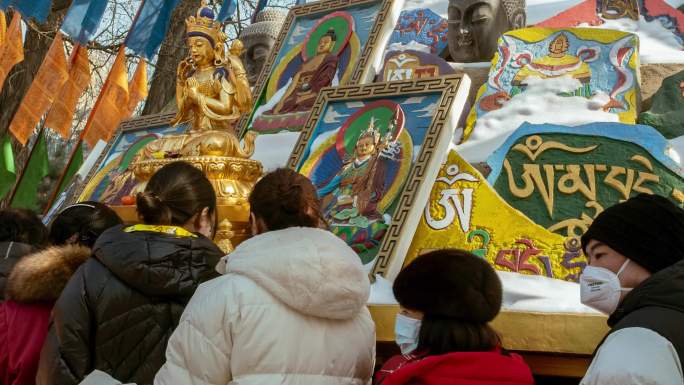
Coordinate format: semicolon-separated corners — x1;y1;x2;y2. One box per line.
455;75;620;163
579;17;684;64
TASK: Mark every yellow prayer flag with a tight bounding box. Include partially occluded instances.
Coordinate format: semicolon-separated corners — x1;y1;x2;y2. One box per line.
45;45;91;139
0;12;24;88
9;33;69;145
84;47;129;147
124;58;148;117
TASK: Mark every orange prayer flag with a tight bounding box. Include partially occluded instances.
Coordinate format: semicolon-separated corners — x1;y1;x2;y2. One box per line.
0;10;7;45
0;12;24;88
45;45;91;139
9;33;69;145
124;58;148;117
83;47;129;147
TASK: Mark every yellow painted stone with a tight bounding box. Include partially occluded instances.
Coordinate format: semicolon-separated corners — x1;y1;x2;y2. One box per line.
404;149;585;282
463;27;640;141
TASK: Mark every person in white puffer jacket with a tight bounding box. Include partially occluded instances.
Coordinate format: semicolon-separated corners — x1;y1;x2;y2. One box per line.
155;168;376;385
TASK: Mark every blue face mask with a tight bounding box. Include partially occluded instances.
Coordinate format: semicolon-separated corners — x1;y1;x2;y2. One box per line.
395;313;421;355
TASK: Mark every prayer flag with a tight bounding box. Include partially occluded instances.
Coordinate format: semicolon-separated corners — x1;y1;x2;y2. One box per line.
83;47;129;147
9;33;69;145
0;12;23;88
10;130;49;210
0;135;15;200
45;44;91;139
124;58;148;117
54;142;83;197
217;0;237;22
296;0;306;5
125;0;182;59
61;0;108;44
0;10;7;45
0;0;52;23
251;0;268;23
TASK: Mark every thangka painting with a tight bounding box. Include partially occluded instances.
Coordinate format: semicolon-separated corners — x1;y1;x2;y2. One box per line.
287;76;471;276
486;122;684;238
406;149;587;282
464;27;640;141
78;113;187;205
242;0;399;135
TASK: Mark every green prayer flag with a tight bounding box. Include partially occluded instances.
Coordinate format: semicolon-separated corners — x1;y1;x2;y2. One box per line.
0;135;16;200
11;131;50;210
56;142;83;196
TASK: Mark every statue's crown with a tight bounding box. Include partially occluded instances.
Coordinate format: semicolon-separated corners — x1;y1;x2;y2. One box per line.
186;1;223;45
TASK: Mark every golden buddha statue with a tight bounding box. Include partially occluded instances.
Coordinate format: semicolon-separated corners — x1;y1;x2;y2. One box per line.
121;3;263;252
171;5;252;132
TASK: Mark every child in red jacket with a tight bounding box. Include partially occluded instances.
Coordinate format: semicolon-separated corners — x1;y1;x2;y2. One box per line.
375;249;534;385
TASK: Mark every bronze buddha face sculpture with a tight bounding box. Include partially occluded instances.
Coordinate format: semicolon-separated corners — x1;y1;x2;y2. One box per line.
447;0;526;62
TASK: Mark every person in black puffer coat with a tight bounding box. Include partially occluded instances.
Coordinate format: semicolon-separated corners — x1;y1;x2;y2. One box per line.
0;208;47;300
36;161;224;385
579;194;684;385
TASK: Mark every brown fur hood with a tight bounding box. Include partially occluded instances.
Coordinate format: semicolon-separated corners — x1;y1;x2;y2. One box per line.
5;244;91;302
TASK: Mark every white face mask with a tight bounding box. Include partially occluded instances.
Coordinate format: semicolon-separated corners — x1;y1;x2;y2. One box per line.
395;313;421;355
580;259;632;315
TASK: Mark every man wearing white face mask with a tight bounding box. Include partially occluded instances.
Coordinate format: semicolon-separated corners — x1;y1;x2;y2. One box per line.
580;193;684;385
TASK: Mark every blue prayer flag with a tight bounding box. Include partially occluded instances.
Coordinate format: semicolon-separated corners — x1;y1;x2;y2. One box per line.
125;0;182;59
61;0;108;44
296;0;306;4
0;0;52;23
251;0;268;23
217;0;237;22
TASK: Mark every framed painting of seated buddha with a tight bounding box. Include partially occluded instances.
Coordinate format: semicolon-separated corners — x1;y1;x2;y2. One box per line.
240;0;402;138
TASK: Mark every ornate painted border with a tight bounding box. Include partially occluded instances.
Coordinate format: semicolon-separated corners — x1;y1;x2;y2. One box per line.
238;0;394;137
286;75;471;278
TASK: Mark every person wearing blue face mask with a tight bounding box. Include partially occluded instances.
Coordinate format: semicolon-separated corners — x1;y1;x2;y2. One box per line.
374;249;533;385
580;194;684;385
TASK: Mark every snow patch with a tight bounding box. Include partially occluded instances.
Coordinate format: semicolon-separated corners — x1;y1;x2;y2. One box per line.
369;270;600;314
252;131;302;171
386;41;433;54
579;16;684;64
456;75;620;163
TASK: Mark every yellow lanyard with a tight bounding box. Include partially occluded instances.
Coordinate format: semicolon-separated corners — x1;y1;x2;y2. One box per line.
124;224;198;238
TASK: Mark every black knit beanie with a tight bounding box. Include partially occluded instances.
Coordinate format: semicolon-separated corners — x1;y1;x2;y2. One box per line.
581;194;684;273
393;249;502;323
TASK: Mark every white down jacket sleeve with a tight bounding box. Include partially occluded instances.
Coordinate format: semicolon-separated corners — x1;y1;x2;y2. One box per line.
581;327;684;385
155;278;235;385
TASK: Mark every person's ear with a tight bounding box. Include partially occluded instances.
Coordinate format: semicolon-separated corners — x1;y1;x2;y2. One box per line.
195;207;213;238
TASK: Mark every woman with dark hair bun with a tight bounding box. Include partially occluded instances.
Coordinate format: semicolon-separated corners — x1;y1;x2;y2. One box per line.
37;161;224;385
375;249;533;385
155;168;375;385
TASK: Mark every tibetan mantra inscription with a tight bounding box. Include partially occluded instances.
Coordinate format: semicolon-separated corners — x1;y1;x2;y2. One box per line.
486;123;684;237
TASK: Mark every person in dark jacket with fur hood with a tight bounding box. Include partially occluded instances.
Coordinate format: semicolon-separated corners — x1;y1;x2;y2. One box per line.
579;194;684;385
37;161;224;385
1;202;121;385
0;209;48;300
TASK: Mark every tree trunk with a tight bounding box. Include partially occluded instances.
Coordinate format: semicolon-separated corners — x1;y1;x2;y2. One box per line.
142;0;202;115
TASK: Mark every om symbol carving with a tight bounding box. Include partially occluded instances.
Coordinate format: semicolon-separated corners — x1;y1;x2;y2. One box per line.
425;164;479;232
